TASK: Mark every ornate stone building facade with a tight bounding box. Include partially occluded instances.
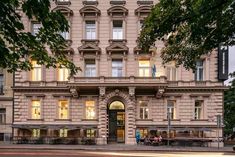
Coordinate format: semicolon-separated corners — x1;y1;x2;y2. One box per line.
0;69;13;143
13;0;227;147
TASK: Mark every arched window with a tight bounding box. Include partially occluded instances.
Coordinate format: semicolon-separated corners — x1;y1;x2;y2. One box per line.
109;101;125;110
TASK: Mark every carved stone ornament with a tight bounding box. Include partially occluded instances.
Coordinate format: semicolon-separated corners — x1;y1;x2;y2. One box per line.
156;88;165;98
70;88;78;97
99;87;106;97
128;87;135;97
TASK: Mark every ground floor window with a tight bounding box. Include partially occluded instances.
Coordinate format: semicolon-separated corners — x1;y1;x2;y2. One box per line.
32;129;40;138
139;128;148;138
86;129;95;138
59;129;68;137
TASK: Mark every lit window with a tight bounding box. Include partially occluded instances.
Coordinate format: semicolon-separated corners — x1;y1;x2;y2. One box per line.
195;101;203;119
139;60;150;77
112;60;123;77
58;66;69;81
86;129;95;138
31;61;42;81
85;21;96;39
139;101;148;119
167;101;175;119
32;23;42;36
113;20;123;39
85;60;96;77
86;101;95;119
195;60;204;81
59;129;68;137
32;101;41;119
0;109;6;124
139;128;148;138
32;129;40;137
58;101;68;119
0;74;3;94
166;67;177;81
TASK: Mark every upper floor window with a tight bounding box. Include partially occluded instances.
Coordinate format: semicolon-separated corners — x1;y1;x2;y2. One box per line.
112;59;123;77
58;66;69;81
32;129;40;137
85;101;95;119
0;108;6;124
113;20;123;40
139;60;150;77
166;67;177;81
139;101;148;119
167;101;175;119
0;74;3;95
31;101;41;119
85;60;96;77
60;31;70;40
195;60;203;81
32;23;42;36
85;21;96;39
31;61;42;81
194;101;203;119
58;100;69;119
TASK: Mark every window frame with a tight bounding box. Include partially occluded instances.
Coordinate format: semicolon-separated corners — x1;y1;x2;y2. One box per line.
139;101;149;119
167;101;176;119
31;60;42;81
112;20;123;40
112;59;123;77
166;66;177;81
31;100;41;119
195;60;204;81
138;60;150;77
194;100;203;120
85;21;96;40
0;108;6;124
85;60;96;77
85;100;96;119
58;100;69;119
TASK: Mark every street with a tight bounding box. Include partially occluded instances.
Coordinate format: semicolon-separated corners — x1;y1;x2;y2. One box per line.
0;149;234;157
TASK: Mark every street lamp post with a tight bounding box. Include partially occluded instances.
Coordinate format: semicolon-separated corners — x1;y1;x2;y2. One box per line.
167;111;171;146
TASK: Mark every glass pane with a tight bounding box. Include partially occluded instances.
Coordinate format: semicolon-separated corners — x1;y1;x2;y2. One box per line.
109;101;124;110
86;101;95;119
59;101;68;119
32;101;40;119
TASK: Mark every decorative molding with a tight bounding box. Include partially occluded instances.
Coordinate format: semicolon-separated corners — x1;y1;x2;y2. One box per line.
70;88;78;97
52;93;72;97
55;0;71;6
135;5;151;17
99;87;106;97
80;6;101;17
156;88;165;98
110;0;126;6
107;6;128;17
52;6;73;15
137;0;153;5
189;93;211;97
24;94;45;97
82;0;98;6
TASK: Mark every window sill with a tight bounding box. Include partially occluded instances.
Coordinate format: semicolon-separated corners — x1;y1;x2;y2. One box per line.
110;0;126;5
136;119;153;121
82;119;98;121
83;0;98;6
55;1;71;5
191;119;208;121
27;119;44;121
163;119;181;121
54;119;72;121
137;0;153;5
81;39;100;45
109;39;127;44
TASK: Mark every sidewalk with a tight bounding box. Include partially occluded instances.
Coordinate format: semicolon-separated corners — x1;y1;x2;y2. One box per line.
0;143;234;153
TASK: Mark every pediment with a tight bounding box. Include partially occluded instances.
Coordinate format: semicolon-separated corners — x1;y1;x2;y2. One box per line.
106;43;128;52
80;6;101;16
52;6;73;15
78;43;101;52
107;6;128;16
135;6;151;15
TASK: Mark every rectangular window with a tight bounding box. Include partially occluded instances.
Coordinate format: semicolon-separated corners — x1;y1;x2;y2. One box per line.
59;129;68;137
195;101;203;119
32;23;42;36
86;129;95;138
60;31;69;40
85;21;96;39
58;101;68;119
32;129;40;137
113;20;123;39
139;128;148;138
31;61;42;81
0;74;3;94
139;101;148;119
166;67;177;81
85;60;96;77
112;59;123;77
195;60;203;81
86;101;95;119
167;101;175;119
0;109;6;124
58;66;69;81
31;101;41;119
139;60;150;77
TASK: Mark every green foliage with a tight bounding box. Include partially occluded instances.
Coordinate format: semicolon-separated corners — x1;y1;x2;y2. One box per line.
224;72;235;135
138;0;235;70
0;0;79;75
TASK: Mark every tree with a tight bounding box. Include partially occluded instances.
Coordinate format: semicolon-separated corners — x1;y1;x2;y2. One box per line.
224;72;235;136
0;0;79;75
138;0;235;70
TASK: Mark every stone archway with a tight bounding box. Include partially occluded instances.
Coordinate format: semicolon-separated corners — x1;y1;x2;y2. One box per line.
97;89;136;145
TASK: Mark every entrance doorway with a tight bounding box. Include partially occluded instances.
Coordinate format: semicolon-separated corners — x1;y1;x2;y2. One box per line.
107;101;125;143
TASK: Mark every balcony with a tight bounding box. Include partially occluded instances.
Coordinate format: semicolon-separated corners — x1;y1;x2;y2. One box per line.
68;76;167;88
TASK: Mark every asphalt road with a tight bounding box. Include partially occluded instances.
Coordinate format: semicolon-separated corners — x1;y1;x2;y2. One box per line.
0;149;234;157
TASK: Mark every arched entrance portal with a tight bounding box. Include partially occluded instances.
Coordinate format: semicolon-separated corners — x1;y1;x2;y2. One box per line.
108;101;125;143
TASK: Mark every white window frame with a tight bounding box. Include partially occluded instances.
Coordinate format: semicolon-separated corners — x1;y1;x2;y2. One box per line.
167;101;175;119
112;20;123;40
112;59;123;77
58;66;69;81
139;101;149;119
0;108;6;124
195;60;204;81
85;21;96;40
139;60;150;77
166;67;177;81
194;101;203;120
85;60;96;77
31;61;42;81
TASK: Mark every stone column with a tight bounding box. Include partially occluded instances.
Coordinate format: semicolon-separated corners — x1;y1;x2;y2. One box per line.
96;87;107;145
